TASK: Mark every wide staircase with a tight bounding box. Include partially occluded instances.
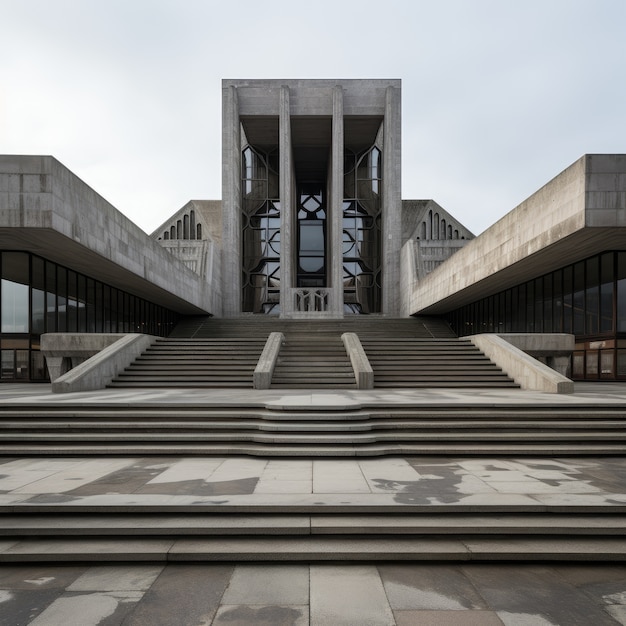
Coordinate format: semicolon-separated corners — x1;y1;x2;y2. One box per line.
4;316;626;563
108;316;517;390
3;401;626;457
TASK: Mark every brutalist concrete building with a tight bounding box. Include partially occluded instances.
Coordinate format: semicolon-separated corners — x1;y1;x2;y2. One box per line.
0;78;625;383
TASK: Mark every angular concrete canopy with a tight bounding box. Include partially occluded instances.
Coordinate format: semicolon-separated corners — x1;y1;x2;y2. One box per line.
0;155;212;314
410;154;626;315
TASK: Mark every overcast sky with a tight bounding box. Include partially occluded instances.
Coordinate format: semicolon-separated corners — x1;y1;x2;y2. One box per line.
2;0;625;235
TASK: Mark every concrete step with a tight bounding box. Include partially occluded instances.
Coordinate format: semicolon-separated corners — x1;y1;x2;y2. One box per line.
3;443;626;455
3;405;626;454
2;536;626;562
4;431;626;445
3;513;626;535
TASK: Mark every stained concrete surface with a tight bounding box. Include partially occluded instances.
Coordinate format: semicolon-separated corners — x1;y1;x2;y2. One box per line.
2;563;626;625
2;382;626;623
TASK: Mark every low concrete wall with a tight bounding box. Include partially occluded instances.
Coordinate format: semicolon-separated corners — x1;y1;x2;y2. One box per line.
495;333;574;378
41;333;156;393
342;332;374;390
253;332;284;390
469;334;574;394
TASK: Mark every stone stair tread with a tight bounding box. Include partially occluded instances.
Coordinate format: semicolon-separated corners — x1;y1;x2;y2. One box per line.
4;420;626;432
5;431;626;444
2;443;626;456
3;536;626;562
2;513;626;535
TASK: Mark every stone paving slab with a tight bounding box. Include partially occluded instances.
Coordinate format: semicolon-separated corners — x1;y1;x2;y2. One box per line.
0;514;311;535
167;537;471;561
2;456;626;513
2;382;626;407
2;562;626;625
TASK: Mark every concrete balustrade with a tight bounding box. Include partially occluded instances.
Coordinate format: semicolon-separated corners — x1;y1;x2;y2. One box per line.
469;333;574;394
253;332;285;389
41;333;157;393
341;332;374;389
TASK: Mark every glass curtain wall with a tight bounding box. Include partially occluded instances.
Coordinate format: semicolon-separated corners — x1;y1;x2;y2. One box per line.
447;251;626;380
241;145;280;314
0;251;178;382
343;145;382;313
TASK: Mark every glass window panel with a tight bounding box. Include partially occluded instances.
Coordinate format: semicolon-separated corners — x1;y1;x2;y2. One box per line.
103;285;111;332
46;261;56;332
86;278;96;332
572;352;585;378
553;269;563;333
67;270;77;332
94;282;103;332
563;265;573;334
543;274;553;332
77;274;87;332
1;252;30;333
601;252;614;333
15;349;29;380
31;256;45;332
1;350;13;379
2;279;29;333
585;350;599;377
618;253;626;332
518;284;527;331
526;281;535;332
573;261;585;334
534;278;543;333
508;288;516;331
601;350;615;377
31;350;46;381
618;350;626;377
57;267;67;332
586;257;599;334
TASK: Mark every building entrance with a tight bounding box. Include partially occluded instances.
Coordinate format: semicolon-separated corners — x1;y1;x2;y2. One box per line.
297;185;326;288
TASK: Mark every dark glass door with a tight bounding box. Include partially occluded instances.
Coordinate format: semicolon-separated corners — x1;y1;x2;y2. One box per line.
297;185;326;287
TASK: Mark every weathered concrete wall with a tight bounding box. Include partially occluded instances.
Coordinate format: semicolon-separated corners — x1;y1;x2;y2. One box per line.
0;156;213;314
469;334;574;394
585;154;626;227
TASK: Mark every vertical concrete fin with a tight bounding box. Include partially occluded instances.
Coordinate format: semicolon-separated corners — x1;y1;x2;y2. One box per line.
280;85;294;317
330;85;345;316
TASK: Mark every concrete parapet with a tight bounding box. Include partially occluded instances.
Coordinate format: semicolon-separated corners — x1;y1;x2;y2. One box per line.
41;333;156;393
253;332;284;390
342;332;374;389
469;334;574;394
495;333;574;378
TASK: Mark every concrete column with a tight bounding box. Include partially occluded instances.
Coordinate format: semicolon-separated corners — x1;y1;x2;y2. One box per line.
382;85;402;316
330;85;345;317
279;85;295;317
221;84;241;317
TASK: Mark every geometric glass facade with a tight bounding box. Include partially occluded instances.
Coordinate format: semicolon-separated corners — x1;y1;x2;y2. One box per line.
447;251;626;380
1;251;178;382
343;144;382;313
241;145;281;314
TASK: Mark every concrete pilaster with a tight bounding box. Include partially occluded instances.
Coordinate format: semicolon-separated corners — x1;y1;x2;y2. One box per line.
382;85;402;316
221;84;241;316
279;85;295;317
330;85;345;317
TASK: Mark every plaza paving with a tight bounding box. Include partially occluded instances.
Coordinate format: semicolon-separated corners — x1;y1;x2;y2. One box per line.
3;562;626;625
1;382;626;623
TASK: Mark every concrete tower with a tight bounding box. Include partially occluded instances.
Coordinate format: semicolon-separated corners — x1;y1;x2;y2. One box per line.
221;79;402;318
